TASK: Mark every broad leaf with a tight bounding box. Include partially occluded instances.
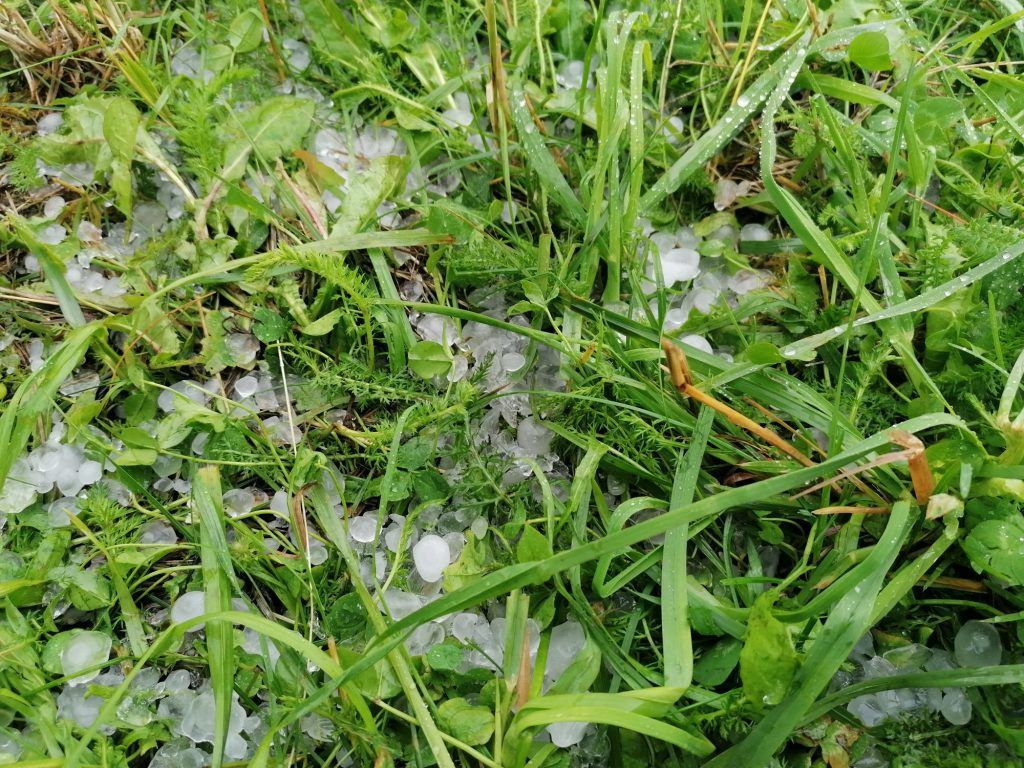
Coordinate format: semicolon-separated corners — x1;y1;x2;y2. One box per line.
962;516;1024;585
221;97;315;181
739;592;798;707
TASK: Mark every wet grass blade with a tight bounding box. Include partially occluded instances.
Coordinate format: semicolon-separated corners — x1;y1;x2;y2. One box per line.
4;214;87;328
507;81;586;225
0;323;101;490
306;482;458;768
243;416;961;757
703;502;912;767
803;664;1024;724
193;466;236;768
663;405;714;689
507;691;714;757
640;41;807;212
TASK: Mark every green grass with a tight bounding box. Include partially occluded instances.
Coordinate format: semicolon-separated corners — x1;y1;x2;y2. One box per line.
2;0;1024;766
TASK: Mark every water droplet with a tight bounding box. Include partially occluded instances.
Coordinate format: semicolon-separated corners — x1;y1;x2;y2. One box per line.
737;94;750;108
1002;252;1012;261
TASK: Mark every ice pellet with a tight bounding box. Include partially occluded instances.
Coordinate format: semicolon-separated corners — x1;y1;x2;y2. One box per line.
43;196;66;219
660;247;700;284
234;375;259;399
940;687;972;725
61;631;112;685
223;488;256;518
413;534;451;583
37;112;63;135
225;333;260;366
680;334;713;355
38;223;67;245
170;591;207;631
547;721;589;748
545;621;586;687
739;223;772;242
47;497;80;527
384;589;424;620
954;621;1002;668
517;416;553;455
348;515;378;543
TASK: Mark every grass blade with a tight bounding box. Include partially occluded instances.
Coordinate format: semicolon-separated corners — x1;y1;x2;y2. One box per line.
703;502;912;767
0;324;101;490
640;41;807;212
4;214;87;328
663;405;714;689
244;414;963;760
192;466;236;768
507;81;586;225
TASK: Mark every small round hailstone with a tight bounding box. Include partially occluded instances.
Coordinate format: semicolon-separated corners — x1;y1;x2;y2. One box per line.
348;515;377;544
547;721;589;748
47;497;80;527
43;196;66;219
223;488;256;518
139;520;177;545
412;534;451;583
383;589;423;620
517;416;553;455
501;352;526;373
170;591;207;631
225;333;259;366
38;224;67;245
233;375;259;399
61;631;112;685
663;306;689;332
739;223;772;242
660;247;700;284
282;38;311;70
78;459;103;486
77;220;102;243
679;334;713;355
555;60;587;91
955;621;1002;668
38;112;63;135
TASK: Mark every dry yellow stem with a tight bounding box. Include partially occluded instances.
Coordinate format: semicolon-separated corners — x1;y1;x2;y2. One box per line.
661;338;814;467
889;429;935;505
514;630;533;710
813;505;889;515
